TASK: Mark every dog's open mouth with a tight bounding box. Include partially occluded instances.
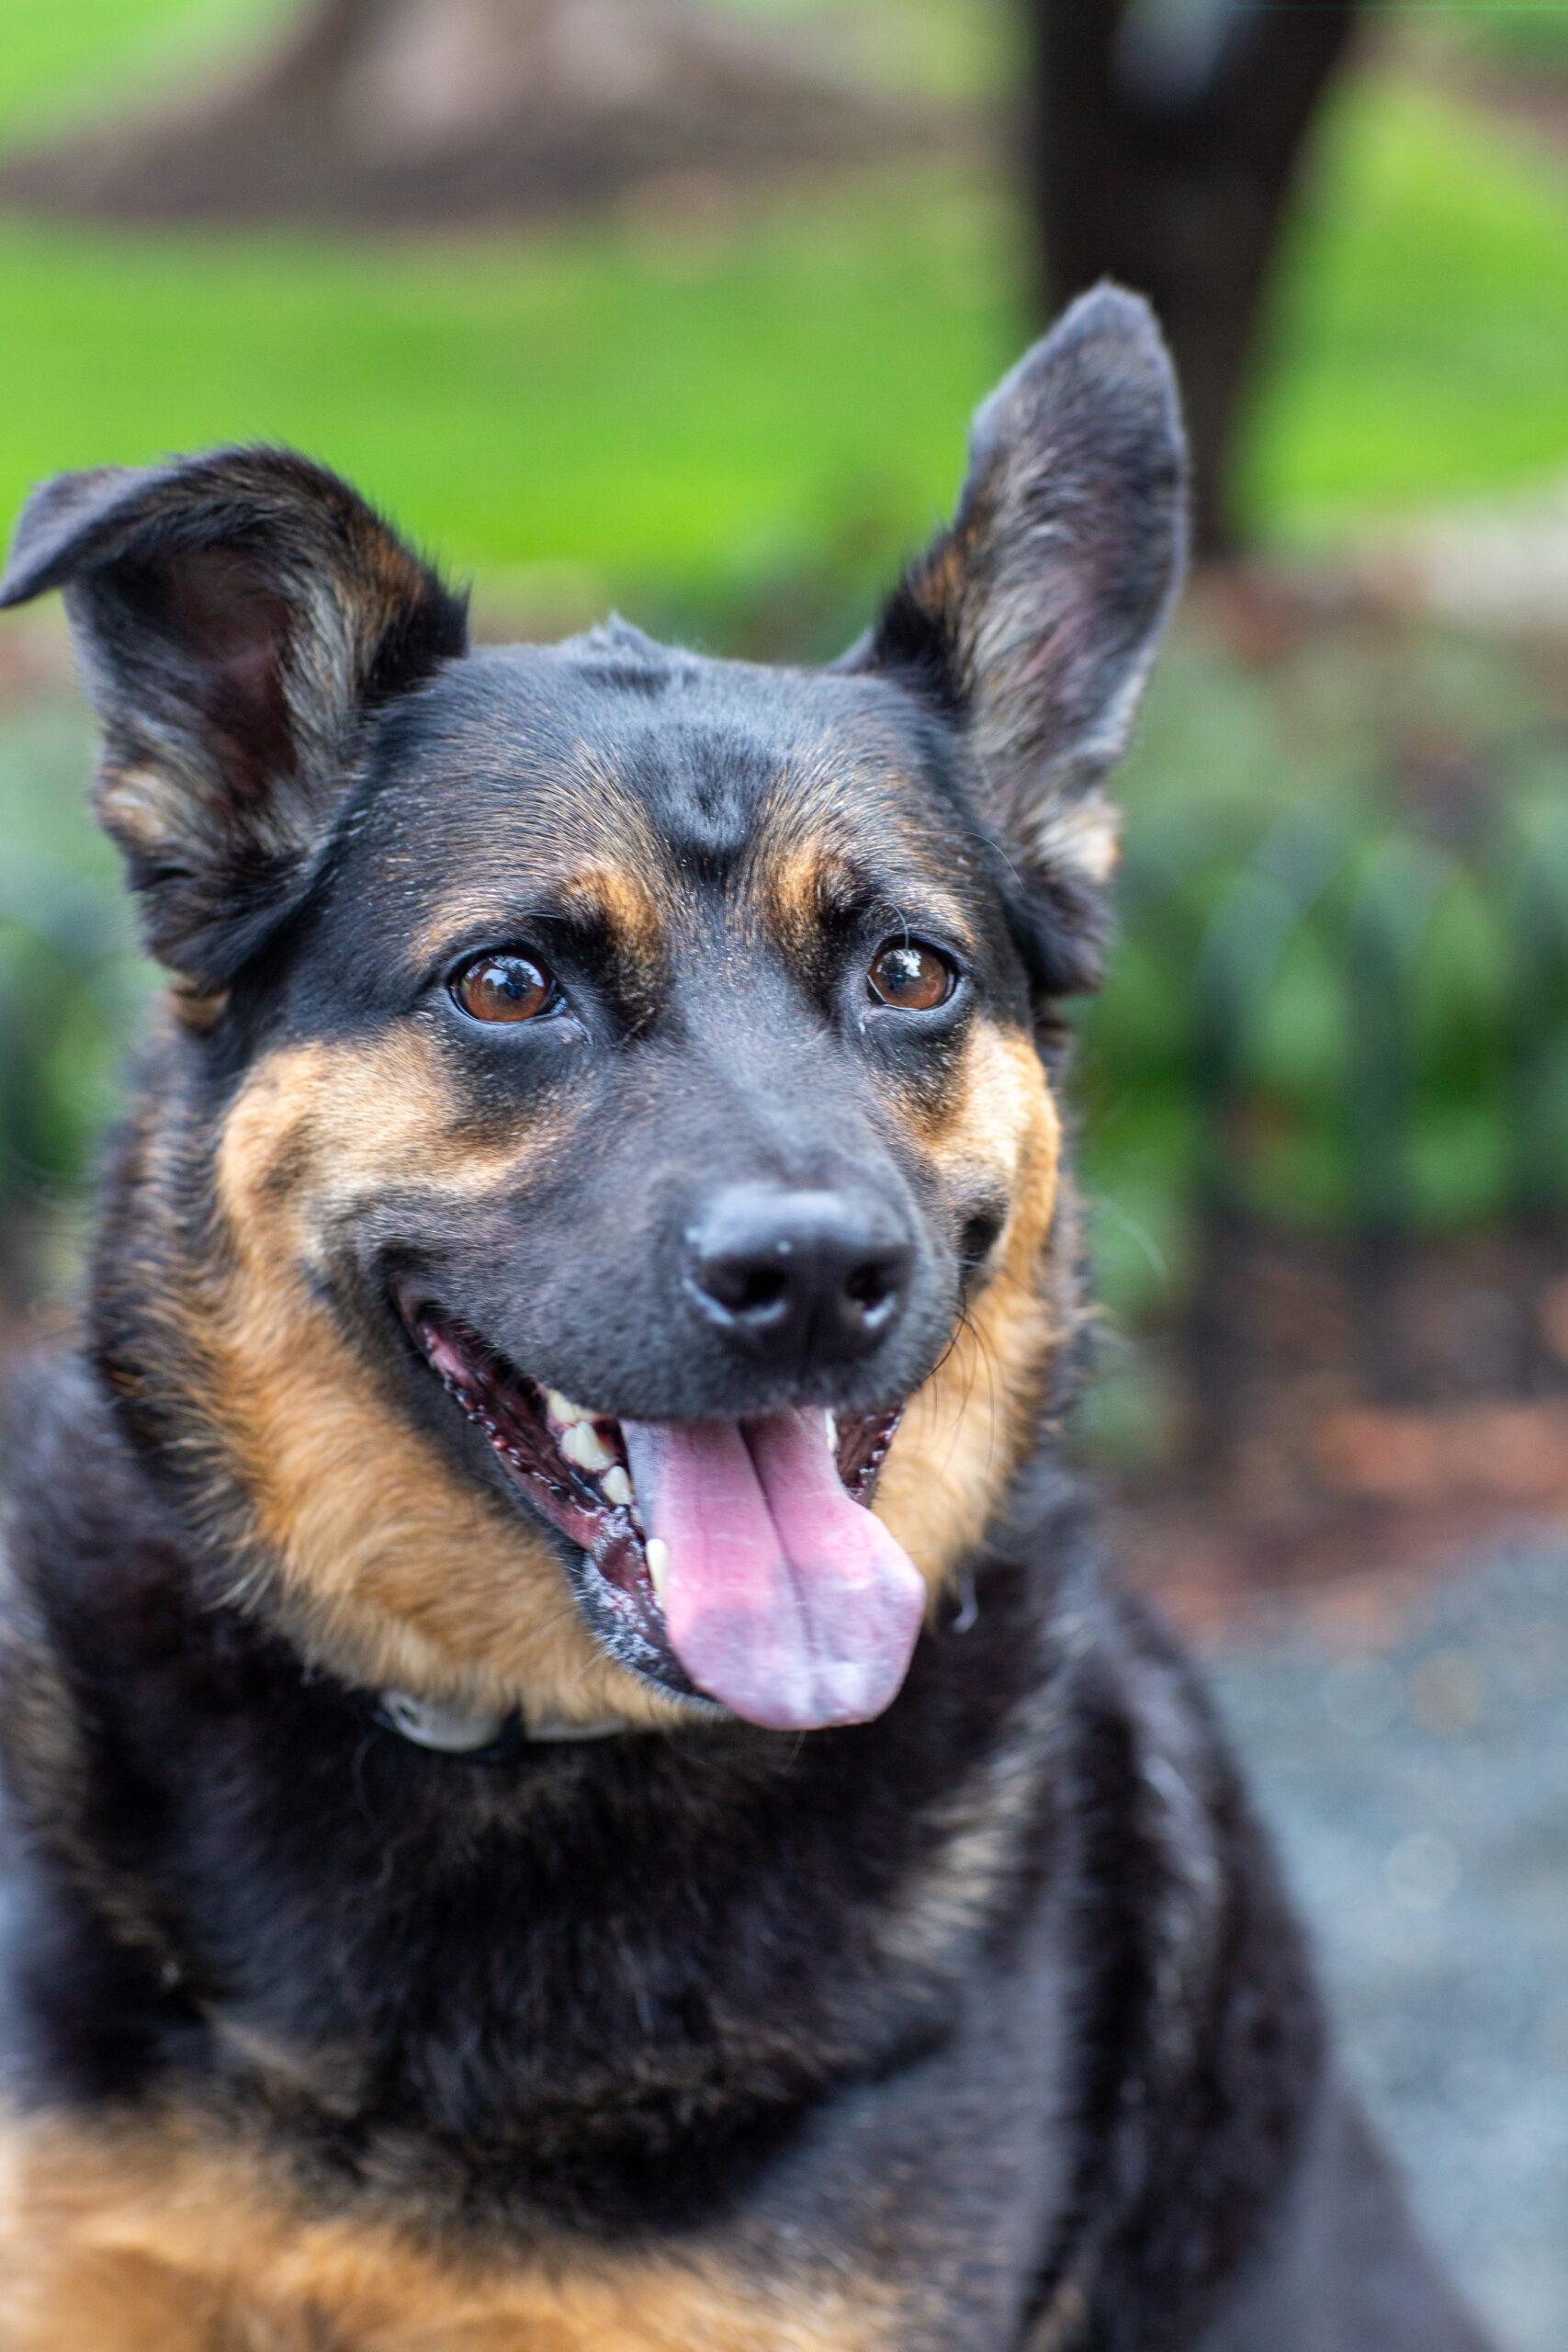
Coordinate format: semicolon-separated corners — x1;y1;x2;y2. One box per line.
400;1301;925;1732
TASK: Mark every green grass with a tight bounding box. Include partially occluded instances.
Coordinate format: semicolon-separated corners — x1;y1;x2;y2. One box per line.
1245;77;1568;537
0;14;1562;608
0;0;291;145
0;3;1020;617
0;176;1020;611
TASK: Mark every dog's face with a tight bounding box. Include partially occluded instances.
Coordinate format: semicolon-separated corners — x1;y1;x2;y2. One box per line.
1;289;1184;1735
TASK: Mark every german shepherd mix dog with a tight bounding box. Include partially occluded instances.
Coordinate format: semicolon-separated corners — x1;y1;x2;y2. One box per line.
0;291;1487;2351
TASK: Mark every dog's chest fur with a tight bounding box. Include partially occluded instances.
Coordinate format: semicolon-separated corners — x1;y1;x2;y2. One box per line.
1;1372;1106;2352
3;1948;1074;2352
1;2121;901;2352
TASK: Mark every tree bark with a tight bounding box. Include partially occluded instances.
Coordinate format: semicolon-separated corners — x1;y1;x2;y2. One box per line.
1027;0;1366;555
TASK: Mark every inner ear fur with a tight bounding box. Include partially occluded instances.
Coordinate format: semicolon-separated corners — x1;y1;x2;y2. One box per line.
844;284;1188;995
0;447;468;983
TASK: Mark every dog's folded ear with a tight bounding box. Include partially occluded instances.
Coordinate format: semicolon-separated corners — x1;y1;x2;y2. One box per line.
0;447;468;983
841;285;1187;994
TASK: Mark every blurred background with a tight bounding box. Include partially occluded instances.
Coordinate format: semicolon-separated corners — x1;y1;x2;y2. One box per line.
0;0;1566;2341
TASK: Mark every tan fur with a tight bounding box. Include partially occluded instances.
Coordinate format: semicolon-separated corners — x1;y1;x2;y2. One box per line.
410;864;667;979
0;2109;897;2352
755;845;861;952
166;977;232;1034
1028;797;1122;886
876;1713;1052;1972
197;1035;688;1730
875;1023;1065;1591
95;763;186;860
170;987;1059;1725
756;841;975;965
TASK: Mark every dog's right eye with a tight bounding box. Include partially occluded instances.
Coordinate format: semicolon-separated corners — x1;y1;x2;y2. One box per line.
450;954;557;1024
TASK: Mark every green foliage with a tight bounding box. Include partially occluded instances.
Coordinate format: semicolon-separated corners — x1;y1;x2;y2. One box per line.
1077;615;1568;1327
1244;78;1568;536
0;706;150;1262
1450;0;1568;75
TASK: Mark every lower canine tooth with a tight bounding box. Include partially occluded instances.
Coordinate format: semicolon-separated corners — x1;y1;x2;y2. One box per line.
824;1410;839;1451
601;1464;633;1508
646;1537;670;1604
562;1420;613;1472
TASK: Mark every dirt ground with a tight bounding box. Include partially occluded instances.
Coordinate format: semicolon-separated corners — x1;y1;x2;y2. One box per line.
1109;1225;1568;1640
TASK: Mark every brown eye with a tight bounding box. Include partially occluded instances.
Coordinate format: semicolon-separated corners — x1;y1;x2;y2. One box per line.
452;954;556;1024
867;941;955;1012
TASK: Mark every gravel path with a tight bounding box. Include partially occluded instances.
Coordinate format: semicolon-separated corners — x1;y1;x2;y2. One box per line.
1203;1541;1568;2352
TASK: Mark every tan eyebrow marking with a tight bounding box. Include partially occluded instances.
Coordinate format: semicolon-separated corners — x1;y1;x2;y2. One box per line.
410;859;666;972
753;833;976;963
552;864;666;962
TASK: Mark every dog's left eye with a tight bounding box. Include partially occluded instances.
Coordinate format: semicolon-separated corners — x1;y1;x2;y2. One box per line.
451;953;558;1024
867;941;955;1012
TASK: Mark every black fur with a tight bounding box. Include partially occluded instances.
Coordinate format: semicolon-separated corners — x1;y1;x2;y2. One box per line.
0;447;468;983
0;289;1489;2347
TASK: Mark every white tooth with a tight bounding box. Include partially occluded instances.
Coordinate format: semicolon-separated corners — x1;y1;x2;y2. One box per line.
646;1537;670;1605
824;1410;839;1452
545;1390;591;1426
602;1464;633;1508
561;1420;613;1473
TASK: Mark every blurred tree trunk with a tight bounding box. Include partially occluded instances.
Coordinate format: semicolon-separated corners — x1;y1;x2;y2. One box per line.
1027;0;1366;555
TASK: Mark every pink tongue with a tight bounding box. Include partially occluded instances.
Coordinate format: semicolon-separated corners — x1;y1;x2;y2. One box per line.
619;1410;926;1731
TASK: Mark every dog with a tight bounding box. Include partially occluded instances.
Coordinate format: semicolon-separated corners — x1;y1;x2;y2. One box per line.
0;288;1490;2349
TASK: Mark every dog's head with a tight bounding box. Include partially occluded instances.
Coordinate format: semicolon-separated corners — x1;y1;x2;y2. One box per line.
1;288;1184;1736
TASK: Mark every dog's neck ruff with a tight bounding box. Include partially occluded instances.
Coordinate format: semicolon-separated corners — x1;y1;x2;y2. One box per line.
378;1690;626;1752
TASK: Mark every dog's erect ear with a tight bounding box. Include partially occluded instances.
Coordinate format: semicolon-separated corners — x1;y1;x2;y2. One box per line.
0;447;468;982
842;285;1187;992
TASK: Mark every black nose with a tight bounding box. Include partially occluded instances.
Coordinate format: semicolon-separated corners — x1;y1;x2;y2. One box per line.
685;1185;914;1367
